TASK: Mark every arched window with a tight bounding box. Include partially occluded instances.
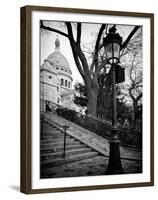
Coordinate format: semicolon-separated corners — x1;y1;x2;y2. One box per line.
61;78;64;86
68;81;70;88
65;80;67;87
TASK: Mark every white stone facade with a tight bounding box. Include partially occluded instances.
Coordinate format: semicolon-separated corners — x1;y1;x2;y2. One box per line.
40;37;75;111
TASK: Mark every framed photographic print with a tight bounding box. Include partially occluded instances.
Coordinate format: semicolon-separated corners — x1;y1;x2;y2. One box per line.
20;5;154;194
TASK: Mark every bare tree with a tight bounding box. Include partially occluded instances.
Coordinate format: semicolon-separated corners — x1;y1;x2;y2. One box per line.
128;57;142;129
120;30;143;129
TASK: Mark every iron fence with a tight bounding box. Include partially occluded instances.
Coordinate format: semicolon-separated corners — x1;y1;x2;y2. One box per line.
41;99;142;149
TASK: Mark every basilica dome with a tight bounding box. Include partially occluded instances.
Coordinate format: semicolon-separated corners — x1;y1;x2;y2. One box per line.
45;38;71;72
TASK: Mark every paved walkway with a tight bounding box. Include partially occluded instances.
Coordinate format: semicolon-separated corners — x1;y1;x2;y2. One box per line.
42;155;142;178
43;112;142;161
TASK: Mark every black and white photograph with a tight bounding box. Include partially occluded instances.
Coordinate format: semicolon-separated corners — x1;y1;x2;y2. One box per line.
40;20;143;179
20;6;154;193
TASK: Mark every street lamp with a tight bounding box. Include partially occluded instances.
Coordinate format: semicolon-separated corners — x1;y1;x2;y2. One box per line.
103;25;123;174
103;25;122;65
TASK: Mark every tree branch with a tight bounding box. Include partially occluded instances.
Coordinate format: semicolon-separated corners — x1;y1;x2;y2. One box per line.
129;87;135;101
65;22;85;79
65;23;90;78
75;45;91;78
40;21;69;38
121;26;140;50
77;23;81;45
92;24;106;72
65;22;74;40
95;24;106;56
71;42;85;78
96;59;107;72
129;53;137;83
136;93;142;102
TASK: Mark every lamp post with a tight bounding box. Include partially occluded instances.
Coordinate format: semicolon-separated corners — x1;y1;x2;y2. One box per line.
103;25;123;174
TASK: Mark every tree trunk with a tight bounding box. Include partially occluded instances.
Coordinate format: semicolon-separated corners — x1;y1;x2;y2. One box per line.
86;85;98;119
132;101;138;130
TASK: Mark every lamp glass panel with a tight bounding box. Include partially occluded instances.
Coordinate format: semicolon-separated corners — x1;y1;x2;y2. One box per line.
105;43;113;61
113;42;120;59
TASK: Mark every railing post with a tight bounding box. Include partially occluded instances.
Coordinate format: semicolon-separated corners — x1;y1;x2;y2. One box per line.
57;104;59;115
84;116;86;129
40;114;44;140
63;130;66;158
62;125;69;158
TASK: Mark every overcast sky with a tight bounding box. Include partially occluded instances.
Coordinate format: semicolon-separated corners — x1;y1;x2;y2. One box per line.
40;21;137;86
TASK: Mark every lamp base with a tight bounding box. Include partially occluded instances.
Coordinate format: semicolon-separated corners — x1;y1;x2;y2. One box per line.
105;127;123;175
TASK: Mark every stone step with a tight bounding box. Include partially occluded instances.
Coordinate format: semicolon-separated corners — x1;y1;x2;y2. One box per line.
41;144;87;153
41;138;76;145
41;126;62;134
42;124;60;129
41;131;63;136
40;136;74;144
41;133;71;140
41;148;92;160
41;135;63;140
41;140;81;149
41;151;99;167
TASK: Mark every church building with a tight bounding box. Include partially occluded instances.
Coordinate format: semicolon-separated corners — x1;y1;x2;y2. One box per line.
40;37;75;111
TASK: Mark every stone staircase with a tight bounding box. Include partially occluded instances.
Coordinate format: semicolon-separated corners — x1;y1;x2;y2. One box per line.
40;121;99;176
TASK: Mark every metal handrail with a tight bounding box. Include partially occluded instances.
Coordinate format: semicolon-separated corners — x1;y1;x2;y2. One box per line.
40;115;70;158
